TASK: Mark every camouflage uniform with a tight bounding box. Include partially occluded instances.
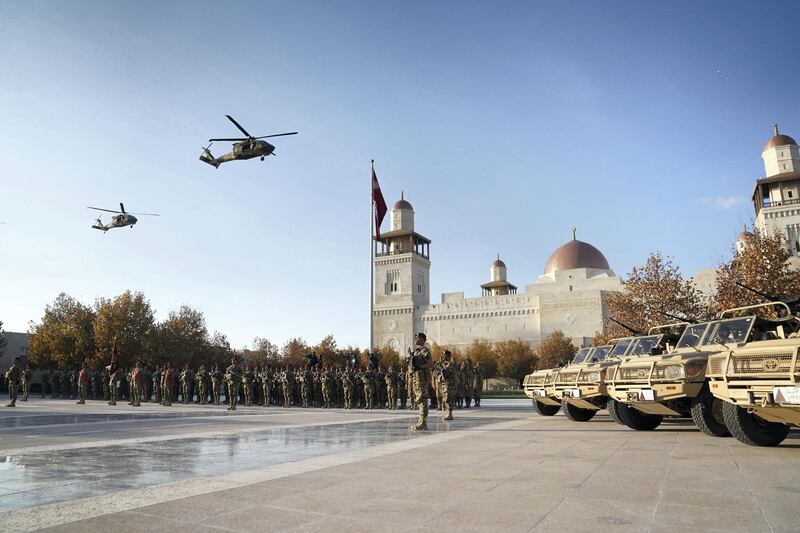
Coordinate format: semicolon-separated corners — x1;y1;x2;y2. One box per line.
322;368;334;408
462;360;474;408
180;367;194;404
385;368;398;410
210;366;222;405
260;368;271;406
281;367;295;407
225;363;240;410
21;367;31;401
5;360;21;407
298;367;312;408
398;368;408;409
108;363;121;406
342;369;354;409
77;366;90;404
473;364;483;407
51;369;61;399
161;366;173;406
242;367;253;406
130;365;144;407
440;358;458;420
196;367;209;405
361;368;375;409
410;344;433;430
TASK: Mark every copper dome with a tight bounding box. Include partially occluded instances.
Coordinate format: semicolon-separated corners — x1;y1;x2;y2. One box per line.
543;239;610;274
763;134;797;151
393;199;413;210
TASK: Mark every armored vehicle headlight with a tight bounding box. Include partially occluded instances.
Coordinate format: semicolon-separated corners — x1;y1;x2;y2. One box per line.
663;365;684;379
683;360;706;378
586;371;601;381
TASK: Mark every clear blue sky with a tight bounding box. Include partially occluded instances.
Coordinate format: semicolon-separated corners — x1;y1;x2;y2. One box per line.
1;1;798;348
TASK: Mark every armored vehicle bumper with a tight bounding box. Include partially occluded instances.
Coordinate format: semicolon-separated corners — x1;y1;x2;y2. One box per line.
707;350;800;425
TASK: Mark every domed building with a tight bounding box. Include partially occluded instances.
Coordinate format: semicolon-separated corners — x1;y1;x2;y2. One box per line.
753;124;800;261
373;196;622;351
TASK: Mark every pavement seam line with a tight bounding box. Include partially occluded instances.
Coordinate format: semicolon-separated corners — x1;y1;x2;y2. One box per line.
725;443;775;533
0;418;528;531
647;431;678;532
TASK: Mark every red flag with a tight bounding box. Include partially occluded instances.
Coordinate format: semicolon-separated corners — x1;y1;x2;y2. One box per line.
372;162;387;239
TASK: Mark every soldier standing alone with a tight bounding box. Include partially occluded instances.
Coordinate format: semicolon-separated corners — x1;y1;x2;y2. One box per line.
5;357;21;407
409;333;434;431
77;363;90;404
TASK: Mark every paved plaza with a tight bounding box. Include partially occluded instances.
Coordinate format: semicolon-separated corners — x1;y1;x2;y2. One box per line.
0;399;798;532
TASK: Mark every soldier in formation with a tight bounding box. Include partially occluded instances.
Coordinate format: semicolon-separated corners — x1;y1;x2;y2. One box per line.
408;333;434;431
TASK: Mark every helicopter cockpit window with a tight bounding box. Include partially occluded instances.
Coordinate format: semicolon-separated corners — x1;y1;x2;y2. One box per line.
572;348;592;365
704;317;755;346
628;335;663;356
588;345;612;362
609;338;634;358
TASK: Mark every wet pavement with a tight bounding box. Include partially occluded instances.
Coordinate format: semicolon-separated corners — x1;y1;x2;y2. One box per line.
0;408;503;513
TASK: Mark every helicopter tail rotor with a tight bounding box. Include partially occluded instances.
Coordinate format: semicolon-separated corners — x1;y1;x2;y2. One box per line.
199;144;220;168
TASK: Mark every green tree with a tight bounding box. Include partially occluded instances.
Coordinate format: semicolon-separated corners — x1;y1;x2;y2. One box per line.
27;293;95;369
535;331;576;370
155;305;208;367
713;231;800;315
601;252;709;342
465;339;497;379
495;339;537;385
93;291;155;368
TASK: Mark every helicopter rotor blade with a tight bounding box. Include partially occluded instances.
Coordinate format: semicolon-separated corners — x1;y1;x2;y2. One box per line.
209;137;249;142
120;202;126;213
88;207;122;214
254;132;298;139
225;115;252;138
128;212;160;216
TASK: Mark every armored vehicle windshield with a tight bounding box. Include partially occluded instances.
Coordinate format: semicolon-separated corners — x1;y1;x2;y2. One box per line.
675;323;711;349
587;345;612;362
609;338;635;358
627;335;664;356
571;347;593;365
704;317;755;346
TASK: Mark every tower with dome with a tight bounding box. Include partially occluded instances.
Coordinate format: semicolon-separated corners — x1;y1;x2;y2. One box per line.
372;197;622;351
753;124;800;258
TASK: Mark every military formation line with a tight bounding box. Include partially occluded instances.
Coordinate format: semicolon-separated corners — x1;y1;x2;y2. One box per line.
3;354;484;418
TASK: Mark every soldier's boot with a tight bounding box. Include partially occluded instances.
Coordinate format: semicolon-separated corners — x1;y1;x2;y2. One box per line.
410;404;429;431
6;403;15;407
444;404;453;421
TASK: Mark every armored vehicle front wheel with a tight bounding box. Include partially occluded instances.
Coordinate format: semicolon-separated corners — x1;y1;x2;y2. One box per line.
690;384;731;437
618;402;663;431
532;399;560;416
722;402;790;447
562;400;596;422
606;399;624;425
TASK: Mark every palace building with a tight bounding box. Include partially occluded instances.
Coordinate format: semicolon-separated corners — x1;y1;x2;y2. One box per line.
372;197;622;352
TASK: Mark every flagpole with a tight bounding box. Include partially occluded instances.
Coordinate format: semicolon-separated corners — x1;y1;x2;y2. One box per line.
370;159;375;352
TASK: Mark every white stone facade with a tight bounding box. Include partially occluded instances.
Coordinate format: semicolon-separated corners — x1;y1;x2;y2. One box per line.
372;199;622;352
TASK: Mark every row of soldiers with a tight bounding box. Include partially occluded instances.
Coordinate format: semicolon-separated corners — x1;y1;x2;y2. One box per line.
6;356;484;412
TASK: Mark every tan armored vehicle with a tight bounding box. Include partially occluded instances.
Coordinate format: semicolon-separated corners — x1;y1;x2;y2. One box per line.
551;342;624;422
706;302;800;446
556;326;686;423
607;310;779;435
523;361;571;416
